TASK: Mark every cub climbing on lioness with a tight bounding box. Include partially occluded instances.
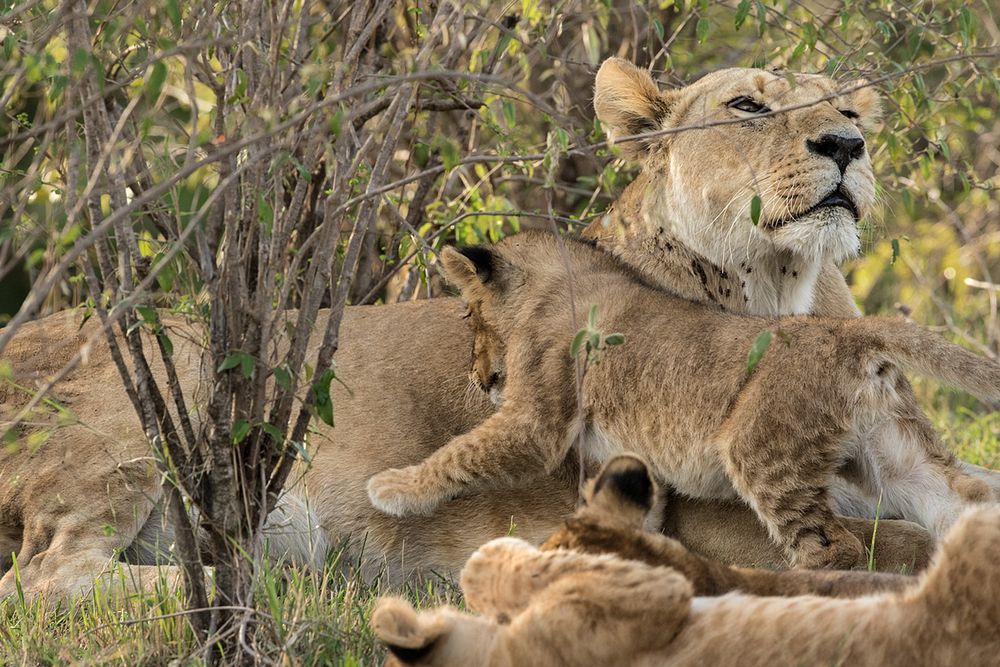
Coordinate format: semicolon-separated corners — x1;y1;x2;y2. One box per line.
367;232;1000;569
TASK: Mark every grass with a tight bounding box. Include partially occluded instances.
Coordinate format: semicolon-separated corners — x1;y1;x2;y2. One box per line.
2;395;996;665
0;555;462;666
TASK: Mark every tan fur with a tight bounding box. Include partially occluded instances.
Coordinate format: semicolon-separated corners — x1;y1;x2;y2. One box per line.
373;504;1000;667
368;233;1000;568
1;62;993;598
543;455;918;596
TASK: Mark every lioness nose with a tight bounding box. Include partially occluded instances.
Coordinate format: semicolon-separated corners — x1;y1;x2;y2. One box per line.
806;134;865;174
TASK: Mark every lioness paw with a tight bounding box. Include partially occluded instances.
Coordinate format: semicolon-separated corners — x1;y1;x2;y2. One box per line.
367;467;446;516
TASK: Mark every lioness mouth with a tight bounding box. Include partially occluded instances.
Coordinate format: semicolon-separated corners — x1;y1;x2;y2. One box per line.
769;186;859;229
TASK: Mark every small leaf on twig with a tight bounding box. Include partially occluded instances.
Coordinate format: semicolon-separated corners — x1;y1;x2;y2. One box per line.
746;330;773;375
750;195;762;225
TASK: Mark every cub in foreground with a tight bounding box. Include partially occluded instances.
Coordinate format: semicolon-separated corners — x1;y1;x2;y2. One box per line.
373;503;1000;667
368;233;1000;569
542;455;919;596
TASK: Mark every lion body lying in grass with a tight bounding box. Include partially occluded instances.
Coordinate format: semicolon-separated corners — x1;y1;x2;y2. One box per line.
368;233;1000;569
374;502;1000;667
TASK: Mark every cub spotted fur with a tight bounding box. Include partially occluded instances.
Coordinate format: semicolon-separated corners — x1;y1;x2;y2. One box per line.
543;454;919;595
374;503;1000;667
368;233;1000;569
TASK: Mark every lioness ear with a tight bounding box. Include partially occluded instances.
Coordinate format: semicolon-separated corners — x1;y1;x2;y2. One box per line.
439;245;494;291
594;58;674;160
844;80;882;132
584;454;658;527
372;597;446;664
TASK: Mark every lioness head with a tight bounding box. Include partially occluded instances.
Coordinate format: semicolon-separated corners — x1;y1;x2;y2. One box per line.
594;58;881;270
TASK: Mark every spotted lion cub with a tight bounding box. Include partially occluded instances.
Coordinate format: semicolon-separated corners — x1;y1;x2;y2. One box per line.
368;232;1000;569
373;502;1000;667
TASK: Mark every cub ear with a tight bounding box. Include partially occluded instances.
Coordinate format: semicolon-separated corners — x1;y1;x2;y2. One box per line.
594;58;675;160
372;597;446;664
439;245;495;292
584;454;658;526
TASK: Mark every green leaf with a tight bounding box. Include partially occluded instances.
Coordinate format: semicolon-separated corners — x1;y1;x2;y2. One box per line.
232;419;251;444
696;17;710;43
604;333;625;346
219;351;254;377
257;194;274;236
734;0;751;29
570;329;588;357
157;332;174;357
145;62;167;102
290;440;312;464
312;368;336;426
890;238;900;265
329;108;344;138
165;0;181;31
273;366;292;391
261;422;283;444
588;304;598;328
750;195;762;225
652;17;665;40
433;135;460;171
501;99;516;126
746;330;773;375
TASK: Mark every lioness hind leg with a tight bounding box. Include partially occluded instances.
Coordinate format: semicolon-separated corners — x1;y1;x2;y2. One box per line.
367;404;570;517
723;429;865;570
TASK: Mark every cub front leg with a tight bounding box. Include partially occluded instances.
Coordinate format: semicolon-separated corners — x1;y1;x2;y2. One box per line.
723;428;865;570
367;405;570;517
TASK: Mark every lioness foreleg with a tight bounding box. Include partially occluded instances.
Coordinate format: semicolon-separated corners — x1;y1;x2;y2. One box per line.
367;402;572;517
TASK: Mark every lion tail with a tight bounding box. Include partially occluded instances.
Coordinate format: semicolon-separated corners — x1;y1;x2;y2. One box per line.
868;317;1000;404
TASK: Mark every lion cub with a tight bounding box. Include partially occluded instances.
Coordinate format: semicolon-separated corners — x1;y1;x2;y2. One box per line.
543;455;913;596
368;232;1000;569
373;503;1000;667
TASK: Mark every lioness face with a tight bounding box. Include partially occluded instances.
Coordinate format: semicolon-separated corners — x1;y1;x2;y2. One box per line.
595;59;881;266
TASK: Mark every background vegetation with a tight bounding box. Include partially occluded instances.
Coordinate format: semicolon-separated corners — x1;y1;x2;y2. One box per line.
0;0;998;663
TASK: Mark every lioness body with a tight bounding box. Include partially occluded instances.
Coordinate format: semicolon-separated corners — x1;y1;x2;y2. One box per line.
373;504;1000;667
368;233;1000;568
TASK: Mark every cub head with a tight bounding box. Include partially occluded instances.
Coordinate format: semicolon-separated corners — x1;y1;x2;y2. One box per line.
583;453;660;527
440;244;512;402
543;454;665;552
594;58;881;266
373;597;496;666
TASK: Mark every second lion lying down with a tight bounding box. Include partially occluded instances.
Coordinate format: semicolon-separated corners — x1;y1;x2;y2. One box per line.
368;232;1000;569
373;457;1000;667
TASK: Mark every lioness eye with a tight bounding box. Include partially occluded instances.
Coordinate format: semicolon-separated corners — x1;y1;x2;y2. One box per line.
839;108;860;120
727;96;771;114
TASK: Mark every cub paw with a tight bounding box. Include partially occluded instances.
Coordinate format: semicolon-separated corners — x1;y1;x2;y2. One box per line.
367;467;446;517
792;525;865;570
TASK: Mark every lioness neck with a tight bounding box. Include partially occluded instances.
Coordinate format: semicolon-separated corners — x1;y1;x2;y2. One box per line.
585;178;823;317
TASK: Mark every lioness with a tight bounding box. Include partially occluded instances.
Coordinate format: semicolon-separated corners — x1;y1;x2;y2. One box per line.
1;60;993;597
367;234;1000;568
543;454;923;594
373;504;1000;667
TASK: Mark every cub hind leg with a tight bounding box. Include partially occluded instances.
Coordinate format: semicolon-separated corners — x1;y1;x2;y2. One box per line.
721;411;864;570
